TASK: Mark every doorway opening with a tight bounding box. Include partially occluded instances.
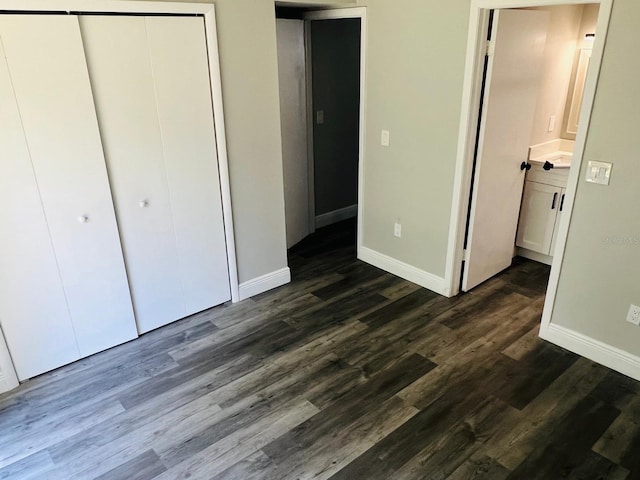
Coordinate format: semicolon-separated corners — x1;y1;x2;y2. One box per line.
447;1;612;328
275;6;366;266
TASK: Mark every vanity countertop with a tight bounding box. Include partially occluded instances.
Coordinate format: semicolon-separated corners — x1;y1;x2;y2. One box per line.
529;151;573;169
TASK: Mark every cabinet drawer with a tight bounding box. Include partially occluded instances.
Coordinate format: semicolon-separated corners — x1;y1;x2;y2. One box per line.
526;163;569;188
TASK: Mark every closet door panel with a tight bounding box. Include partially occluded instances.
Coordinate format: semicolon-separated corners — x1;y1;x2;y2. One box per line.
146;17;231;314
80;16;185;333
0;16;137;357
0;38;79;380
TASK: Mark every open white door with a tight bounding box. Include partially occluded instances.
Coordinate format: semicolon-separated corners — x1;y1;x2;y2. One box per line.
277;19;311;248
462;9;549;292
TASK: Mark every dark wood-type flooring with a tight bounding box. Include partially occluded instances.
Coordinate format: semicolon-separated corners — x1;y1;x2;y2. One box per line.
1;219;639;479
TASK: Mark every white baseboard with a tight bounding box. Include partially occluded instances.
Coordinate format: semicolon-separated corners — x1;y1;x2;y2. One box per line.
315;204;357;229
359;246;450;297
516;247;553;266
541;322;640;382
238;267;291;301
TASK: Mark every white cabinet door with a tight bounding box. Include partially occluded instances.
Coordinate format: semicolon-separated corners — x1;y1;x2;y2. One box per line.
81;16;230;334
516;181;561;255
0;15;137;377
549;188;566;256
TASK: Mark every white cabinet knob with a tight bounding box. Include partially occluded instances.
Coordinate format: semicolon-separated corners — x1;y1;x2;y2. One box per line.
78;215;90;224
139;200;149;208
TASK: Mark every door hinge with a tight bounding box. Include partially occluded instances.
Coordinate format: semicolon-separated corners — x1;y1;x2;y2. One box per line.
463;248;470;262
486;40;495;57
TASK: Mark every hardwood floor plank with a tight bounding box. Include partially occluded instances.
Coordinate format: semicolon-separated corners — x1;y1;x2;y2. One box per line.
261;395;418;480
358;288;440;329
0;400;125;469
0;450;55;480
481;357;609;470
505;395;620;479
208;450;275;480
153;399;319;480
501;325;540;361
93;450;166;480
495;342;578;410
47;391;223;478
388;397;509;480
446;455;511;480
261;353;435;464
564;450;629;480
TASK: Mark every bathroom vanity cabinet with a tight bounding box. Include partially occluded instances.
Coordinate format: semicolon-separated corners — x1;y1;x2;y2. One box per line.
516;162;570;264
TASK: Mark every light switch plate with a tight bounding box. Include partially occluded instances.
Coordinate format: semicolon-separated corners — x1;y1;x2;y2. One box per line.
585;160;612;185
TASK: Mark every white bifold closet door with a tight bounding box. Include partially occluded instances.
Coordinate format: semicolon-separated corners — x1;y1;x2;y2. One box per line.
0;16;137;380
80;16;231;334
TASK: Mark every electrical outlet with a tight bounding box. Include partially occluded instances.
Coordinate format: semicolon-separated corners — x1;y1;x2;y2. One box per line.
626;304;640;325
394;223;402;238
381;130;390;147
548;115;556;133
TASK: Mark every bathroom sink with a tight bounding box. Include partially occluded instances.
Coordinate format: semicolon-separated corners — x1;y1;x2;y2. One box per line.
548;154;572;168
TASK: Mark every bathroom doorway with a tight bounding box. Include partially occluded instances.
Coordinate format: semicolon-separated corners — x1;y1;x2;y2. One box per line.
447;0;610;303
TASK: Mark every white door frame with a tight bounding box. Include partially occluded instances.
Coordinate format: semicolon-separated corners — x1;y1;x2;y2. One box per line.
445;0;613;330
302;7;367;253
0;0;240;303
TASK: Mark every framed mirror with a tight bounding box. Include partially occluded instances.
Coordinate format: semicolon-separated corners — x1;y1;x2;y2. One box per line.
562;47;592;140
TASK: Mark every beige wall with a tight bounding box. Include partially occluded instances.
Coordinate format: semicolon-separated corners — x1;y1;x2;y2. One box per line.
357;0;469;278
553;0;640;356
529;5;583;146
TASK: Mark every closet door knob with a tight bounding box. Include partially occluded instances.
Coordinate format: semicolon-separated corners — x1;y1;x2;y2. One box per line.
78;215;90;224
139;200;149;208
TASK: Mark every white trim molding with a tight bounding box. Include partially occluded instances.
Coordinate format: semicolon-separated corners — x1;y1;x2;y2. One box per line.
541;323;640;382
0;0;213;14
0;1;240;304
360;247;449;297
238;268;291;301
315;204;358;229
203;8;240;303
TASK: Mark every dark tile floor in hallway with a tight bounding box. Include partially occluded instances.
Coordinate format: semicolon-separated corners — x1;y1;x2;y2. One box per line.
0;219;638;479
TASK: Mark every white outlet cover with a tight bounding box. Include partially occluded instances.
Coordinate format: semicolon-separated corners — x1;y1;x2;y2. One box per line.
626;304;640;325
381;130;390;147
394;222;401;238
